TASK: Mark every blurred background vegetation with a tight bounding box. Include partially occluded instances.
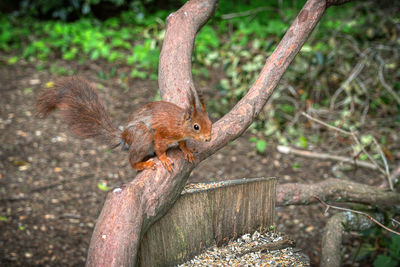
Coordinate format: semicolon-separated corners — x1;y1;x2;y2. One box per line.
1;0;399;265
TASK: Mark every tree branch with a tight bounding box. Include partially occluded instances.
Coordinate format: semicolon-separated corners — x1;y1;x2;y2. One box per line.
276;178;400;212
86;1;218;265
86;0;356;266
315;196;400;236
197;0;327;159
320;212;381;267
277;145;379;170
158;0;218;107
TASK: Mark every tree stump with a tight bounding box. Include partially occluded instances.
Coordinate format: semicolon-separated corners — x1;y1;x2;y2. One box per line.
138;177;277;266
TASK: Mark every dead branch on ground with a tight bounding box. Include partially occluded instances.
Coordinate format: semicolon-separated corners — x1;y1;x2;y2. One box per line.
276;178;400;212
320;212;382;267
277;145;379;170
302;112;393;190
315;196;400;236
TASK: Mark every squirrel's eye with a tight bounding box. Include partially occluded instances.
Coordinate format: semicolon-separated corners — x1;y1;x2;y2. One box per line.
193;124;200;131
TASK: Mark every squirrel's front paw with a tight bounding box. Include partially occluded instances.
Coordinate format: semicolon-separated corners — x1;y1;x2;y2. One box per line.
180;146;195;163
183;149;194;163
159;154;174;171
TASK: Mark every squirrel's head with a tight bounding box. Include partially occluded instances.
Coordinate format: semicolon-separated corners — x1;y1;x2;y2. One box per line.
182;89;212;142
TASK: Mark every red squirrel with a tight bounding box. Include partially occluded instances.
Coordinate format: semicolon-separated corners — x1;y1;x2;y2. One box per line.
35;76;212;171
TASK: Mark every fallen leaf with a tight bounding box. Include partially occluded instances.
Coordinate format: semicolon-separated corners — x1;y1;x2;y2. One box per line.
46;81;54;88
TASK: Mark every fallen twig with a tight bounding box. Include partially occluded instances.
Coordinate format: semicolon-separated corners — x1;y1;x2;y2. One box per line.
277;145;378;170
373;138;393;190
315;196;400;236
276;178;400;212
391;218;400;227
301;112;391;188
376;54;400;106
329;55;367;111
302;111;350;135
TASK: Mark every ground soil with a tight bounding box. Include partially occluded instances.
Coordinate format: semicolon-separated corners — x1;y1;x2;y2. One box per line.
0;60;387;266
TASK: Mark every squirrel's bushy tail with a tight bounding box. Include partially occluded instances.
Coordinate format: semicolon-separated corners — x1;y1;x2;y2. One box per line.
36;76;119;146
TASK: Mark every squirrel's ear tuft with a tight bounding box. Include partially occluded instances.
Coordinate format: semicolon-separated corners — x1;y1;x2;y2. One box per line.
198;89;206;113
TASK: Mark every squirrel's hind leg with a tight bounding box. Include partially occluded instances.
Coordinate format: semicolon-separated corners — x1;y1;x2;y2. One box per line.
122;123;154;171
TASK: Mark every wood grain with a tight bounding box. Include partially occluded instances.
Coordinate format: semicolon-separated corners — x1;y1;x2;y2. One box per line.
139;177;277;266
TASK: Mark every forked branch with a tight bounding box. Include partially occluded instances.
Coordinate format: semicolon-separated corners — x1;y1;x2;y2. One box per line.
86;0;354;266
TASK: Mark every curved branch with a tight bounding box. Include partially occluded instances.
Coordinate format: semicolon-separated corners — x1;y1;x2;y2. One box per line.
86;1;218;266
86;0;355;266
321;212;382;267
197;0;327;159
86;150;195;267
158;0;218;107
276;178;400;212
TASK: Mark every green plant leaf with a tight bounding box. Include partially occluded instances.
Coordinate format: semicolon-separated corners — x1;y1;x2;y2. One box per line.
298;136;308;148
389;235;400;258
7;56;18;64
62;47;78;60
97;182;110;192
373;255;397;267
361;134;374;145
256;139;267;154
130;69;147;79
281;104;295;114
90;49;100;60
292;163;301;170
249;137;258;143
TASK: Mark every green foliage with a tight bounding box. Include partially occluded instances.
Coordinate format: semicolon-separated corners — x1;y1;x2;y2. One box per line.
291;162;301;170
356;227;400;266
374;254;398;267
97;181;110;191
0;10;165;77
1;1;397;152
8;0;157;21
249;137;267;154
373;235;400;267
0;1;398;265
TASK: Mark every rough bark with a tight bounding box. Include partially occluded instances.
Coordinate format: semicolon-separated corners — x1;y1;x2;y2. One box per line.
158;0;218;107
196;0;327;159
276;178;400;212
320;212;383;267
86;0;355;266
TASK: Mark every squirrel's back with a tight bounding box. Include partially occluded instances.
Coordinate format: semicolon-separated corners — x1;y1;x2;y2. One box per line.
35;77;119;146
